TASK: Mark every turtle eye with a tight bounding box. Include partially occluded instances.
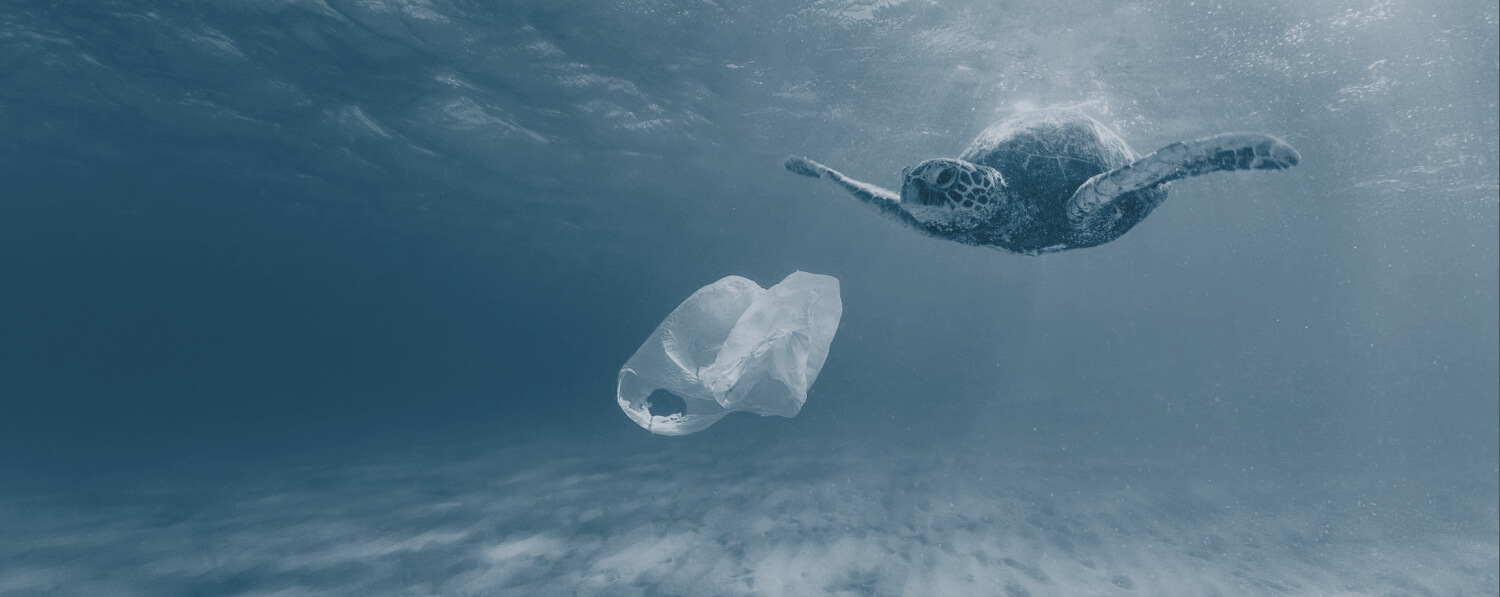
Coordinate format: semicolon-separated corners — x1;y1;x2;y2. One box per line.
925;166;956;189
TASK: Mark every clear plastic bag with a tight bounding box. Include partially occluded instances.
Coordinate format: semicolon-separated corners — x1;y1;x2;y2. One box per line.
616;271;843;435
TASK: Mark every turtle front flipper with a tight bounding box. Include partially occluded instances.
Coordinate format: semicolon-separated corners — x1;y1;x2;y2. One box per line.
785;155;924;231
1066;133;1300;232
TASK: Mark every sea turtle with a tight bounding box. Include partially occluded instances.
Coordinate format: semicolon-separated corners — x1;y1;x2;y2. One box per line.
785;108;1301;254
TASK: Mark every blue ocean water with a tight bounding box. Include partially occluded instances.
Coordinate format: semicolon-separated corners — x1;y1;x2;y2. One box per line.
1;1;1496;595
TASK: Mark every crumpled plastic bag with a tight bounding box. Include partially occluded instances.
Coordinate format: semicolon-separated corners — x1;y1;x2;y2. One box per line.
617;271;843;436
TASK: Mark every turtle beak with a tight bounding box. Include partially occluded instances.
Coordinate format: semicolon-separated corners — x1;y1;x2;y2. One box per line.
899;168;923;204
900;179;934;207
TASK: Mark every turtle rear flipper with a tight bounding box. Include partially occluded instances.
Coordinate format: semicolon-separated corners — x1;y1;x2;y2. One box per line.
1066;133;1300;231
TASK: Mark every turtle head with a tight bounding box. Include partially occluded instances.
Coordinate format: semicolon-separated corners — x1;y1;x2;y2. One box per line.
899;158;1005;231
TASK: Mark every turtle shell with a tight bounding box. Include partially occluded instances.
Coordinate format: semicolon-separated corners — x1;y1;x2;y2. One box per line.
963;108;1165;252
963;108;1137;211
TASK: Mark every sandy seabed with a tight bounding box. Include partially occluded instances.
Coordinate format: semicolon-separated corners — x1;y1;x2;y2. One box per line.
1;435;1494;597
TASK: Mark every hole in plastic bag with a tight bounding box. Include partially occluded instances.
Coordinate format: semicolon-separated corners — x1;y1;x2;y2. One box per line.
646;389;688;417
